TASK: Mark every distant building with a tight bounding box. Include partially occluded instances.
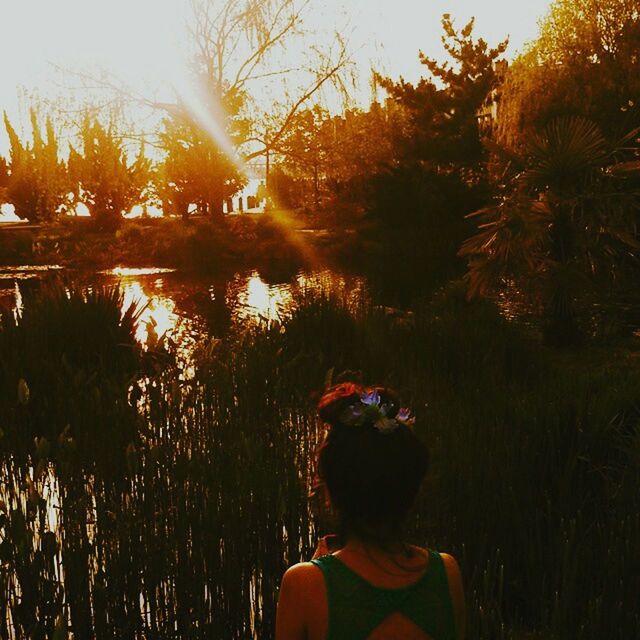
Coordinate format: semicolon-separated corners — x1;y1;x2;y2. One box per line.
224;162;267;214
476;60;509;131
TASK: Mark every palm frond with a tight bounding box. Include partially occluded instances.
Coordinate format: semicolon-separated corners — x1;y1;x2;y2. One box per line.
524;116;608;190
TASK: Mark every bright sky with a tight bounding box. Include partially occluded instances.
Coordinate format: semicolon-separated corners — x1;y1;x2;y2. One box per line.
0;0;553;154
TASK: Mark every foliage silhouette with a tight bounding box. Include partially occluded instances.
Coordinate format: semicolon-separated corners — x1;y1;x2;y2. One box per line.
461;115;640;345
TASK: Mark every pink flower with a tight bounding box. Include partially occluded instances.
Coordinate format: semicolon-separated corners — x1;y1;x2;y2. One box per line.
396;407;416;426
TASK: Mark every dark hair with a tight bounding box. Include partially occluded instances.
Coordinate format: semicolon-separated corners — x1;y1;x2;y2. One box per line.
315;383;429;546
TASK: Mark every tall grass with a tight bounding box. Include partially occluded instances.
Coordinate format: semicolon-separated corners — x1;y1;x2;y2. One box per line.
0;280;144;455
0;281;638;638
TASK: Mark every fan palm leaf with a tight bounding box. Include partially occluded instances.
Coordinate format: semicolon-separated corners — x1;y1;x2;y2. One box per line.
523;116;609;191
462;115;640;343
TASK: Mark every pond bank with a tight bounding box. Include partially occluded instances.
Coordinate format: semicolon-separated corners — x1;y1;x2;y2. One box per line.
0;215;367;278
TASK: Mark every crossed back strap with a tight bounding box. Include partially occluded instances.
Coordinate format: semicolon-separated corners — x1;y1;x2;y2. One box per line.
311;549;456;640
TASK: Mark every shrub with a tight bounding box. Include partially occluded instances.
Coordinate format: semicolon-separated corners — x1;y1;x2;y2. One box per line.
0;281;144;455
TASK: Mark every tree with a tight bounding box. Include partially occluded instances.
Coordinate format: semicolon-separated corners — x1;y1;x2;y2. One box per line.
497;0;640;147
377;13;508;178
338;15;509;291
460;116;640;345
0;156;8;202
157;103;245;218
3;110;69;222
188;0;353;202
74;0;352;216
274;105;334;209
273;101;406;217
68;115;150;230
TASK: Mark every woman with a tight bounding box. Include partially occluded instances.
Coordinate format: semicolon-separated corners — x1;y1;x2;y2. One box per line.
276;383;464;640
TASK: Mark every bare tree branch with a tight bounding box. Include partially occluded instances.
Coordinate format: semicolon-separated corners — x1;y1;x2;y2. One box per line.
54;0;354;169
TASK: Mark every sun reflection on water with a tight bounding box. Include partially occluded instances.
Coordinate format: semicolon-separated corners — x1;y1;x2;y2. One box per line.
109;267;176;278
104;267;184;349
1;266;367;354
121;281;178;346
237;272;293;322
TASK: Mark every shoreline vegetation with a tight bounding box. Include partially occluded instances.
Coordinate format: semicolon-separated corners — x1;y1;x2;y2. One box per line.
0;283;638;639
0;211;457;304
0;213;405;293
0;213;328;272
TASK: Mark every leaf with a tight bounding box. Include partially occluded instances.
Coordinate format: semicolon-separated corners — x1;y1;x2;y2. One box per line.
126;442;139;475
52;614;69;640
607;229;640;250
34;436;51;461
17;378;29;405
324;367;335;389
607;160;640;175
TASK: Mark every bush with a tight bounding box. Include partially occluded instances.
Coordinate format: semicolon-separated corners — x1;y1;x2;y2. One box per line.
0;281;144;455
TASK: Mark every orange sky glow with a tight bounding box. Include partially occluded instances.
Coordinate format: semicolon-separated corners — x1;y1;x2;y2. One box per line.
0;0;553;155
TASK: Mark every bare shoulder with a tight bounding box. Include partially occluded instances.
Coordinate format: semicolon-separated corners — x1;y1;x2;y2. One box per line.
440;553;465;640
277;562;327;640
281;561;324;587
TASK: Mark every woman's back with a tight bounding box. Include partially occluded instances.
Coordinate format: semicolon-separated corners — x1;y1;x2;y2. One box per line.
275;383;464;639
312;547;458;640
276;543;463;640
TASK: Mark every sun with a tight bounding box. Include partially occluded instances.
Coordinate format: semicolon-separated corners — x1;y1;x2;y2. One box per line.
0;0;189;148
0;0;555;164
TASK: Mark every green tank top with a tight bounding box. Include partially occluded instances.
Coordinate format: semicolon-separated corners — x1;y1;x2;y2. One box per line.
311;549;457;640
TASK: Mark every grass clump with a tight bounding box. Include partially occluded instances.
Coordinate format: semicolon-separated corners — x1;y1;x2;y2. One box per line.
0;280;144;455
0;283;637;638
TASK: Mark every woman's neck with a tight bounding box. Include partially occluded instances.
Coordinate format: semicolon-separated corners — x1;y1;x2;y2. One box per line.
337;536;427;576
341;535;412;559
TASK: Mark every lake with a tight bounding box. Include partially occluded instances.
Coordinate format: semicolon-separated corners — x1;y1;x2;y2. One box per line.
0;264;370;639
1;264;638;639
0;264;370;346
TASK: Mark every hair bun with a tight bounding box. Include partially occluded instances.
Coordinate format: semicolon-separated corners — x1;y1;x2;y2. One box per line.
317;382;364;424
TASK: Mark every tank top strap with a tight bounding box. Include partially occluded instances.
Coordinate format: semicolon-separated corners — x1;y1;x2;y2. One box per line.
311;549;457;640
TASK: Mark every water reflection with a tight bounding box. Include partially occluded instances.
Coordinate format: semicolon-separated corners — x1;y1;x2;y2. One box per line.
0;265;63;279
0;266;367;351
109;267;176;278
0;264;366;639
237;273;293;322
118;279;180;346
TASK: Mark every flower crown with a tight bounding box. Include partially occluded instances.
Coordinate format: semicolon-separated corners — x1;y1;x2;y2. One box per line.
318;383;415;435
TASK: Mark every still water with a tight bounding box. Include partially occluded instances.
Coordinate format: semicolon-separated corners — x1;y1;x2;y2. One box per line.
0;265;368;349
0;265;368;639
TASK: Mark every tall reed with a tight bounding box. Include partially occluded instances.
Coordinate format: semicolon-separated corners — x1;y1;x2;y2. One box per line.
0;281;637;638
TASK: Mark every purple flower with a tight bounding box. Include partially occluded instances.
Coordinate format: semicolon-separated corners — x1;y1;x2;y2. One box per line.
396;407;415;426
360;389;380;407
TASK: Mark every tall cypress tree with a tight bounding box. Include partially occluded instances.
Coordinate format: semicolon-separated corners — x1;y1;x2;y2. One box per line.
3;109;69;222
68;115;150;230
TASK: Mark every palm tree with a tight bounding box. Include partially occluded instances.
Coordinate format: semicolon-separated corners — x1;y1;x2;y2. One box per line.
460;116;640;346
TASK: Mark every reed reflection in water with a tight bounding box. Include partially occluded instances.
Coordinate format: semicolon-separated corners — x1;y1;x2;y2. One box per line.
0;266;367;639
1;341;322;638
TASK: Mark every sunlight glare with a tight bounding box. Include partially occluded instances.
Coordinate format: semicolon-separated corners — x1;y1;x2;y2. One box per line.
170;72;249;182
239;273;292;321
120;280;177;346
